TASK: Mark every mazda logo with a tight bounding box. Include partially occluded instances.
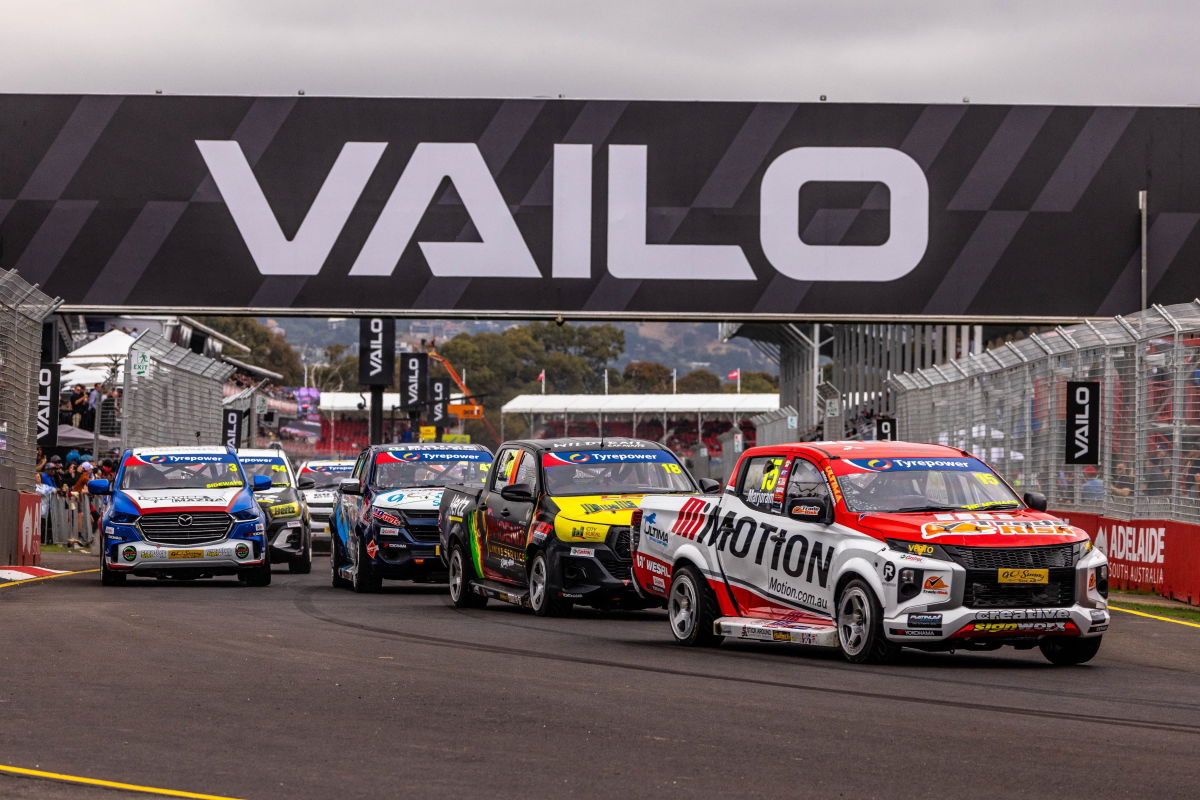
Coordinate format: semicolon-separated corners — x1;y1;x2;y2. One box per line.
177;514;193;527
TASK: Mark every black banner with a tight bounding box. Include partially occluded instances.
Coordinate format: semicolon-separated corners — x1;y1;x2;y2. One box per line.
8;95;1200;318
1065;381;1101;465
222;408;243;450
399;353;428;410
36;364;60;447
875;416;897;441
430;378;450;426
358;317;395;386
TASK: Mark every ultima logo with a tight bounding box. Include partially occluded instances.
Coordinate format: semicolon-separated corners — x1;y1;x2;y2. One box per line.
198;142;929;283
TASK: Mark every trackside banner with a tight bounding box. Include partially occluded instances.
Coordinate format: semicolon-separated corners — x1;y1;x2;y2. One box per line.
8;95;1200;317
1055;510;1200;606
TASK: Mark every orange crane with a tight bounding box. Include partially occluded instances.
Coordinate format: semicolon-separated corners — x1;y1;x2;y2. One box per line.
426;350;501;443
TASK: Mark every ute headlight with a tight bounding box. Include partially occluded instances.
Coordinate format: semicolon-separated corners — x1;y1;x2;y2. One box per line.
897;567;922;602
1096;564;1109;598
232;508;260;520
110;512;139;524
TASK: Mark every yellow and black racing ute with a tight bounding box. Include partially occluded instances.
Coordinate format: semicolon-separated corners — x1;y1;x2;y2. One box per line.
438;437;720;615
236;444;314;573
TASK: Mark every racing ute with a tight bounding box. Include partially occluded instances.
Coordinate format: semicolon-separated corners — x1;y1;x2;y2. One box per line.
631;441;1110;665
298;458;355;552
331;443;494;593
439;438;720;615
238;447;314;573
89;446;274;586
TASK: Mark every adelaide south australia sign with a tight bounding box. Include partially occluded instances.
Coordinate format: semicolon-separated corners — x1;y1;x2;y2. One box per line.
4;95;1200;318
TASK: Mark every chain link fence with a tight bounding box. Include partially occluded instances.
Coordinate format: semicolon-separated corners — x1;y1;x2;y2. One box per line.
121;331;235;450
0;269;60;492
891;301;1200;523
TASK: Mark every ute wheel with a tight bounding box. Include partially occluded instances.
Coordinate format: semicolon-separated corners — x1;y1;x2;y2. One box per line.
330;535;351;589
448;541;486;609
836;578;898;664
239;558;272;587
529;551;570;617
352;536;382;594
1039;635;1102;666
289;530;313;574
667;565;722;646
100;557;126;586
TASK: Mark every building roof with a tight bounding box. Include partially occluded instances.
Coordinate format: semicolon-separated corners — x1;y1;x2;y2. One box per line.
500;393;779;416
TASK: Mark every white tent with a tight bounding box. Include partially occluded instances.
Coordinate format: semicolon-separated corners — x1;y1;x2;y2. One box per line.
59;330;137;387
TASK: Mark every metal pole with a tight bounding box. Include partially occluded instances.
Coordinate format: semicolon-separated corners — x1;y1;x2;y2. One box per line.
1139;189;1149;311
369;386;383;444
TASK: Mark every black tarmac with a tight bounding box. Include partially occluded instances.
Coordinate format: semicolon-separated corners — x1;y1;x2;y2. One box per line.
2;558;1198;799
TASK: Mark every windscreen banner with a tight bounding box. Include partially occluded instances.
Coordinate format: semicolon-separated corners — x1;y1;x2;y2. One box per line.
7;95;1200;318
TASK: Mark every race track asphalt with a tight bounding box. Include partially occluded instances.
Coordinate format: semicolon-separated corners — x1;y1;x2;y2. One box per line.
1;558;1198;800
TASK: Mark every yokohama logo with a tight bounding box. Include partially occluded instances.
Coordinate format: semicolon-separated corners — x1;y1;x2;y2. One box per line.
672;498;710;539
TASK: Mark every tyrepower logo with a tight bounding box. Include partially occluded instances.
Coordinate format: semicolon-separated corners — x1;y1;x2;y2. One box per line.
198;141;928;283
671;498;710;538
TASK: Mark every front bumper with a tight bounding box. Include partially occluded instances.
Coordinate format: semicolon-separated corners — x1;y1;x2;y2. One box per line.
308;505;334;541
105;538;265;575
367;528;445;579
265;517;306;560
544;538;644;608
885;604;1110;644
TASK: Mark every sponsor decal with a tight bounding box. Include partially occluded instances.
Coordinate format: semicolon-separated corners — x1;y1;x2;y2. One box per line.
133;493;231;506
168;550;203;560
532;530;547;543
882;562;896;582
1089;625;1109;633
998;568;1049;584
846;457;980;472
790;504;822;517
372;508;404;527
377;450;490;464
578;500;639;515
968;621;1071;634
922;575;949;596
671;497;711;538
543;449;677;466
767;575;828;611
121;545;137;562
235;543;250;558
643;513;669;547
447;495;472;518
907;543;934;556
921;519;1076;540
889;628;940;638
975;608;1071;620
907;613;942;628
823;465;843;505
1094;524;1166;584
366;540;379;558
570;547;596;557
268;501;299;518
1065;381;1100;466
651;575;666;591
206;550;221;557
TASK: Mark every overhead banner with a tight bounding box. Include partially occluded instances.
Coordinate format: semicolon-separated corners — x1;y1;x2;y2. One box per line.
399;353;427;410
8;95;1200;318
358;317;394;386
430;378;450;426
36;364;60;447
1064;381;1101;465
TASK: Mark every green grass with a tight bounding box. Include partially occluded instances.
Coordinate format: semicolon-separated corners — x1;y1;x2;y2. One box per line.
38;544;92;554
1111;601;1200;624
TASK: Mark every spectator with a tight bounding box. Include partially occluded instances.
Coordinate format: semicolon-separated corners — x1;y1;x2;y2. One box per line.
1111;462;1134;498
85;383;101;430
70;384;88;428
65;448;81;466
1081;466;1104;504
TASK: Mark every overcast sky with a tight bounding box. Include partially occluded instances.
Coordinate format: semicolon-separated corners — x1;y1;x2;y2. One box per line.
4;1;1200;105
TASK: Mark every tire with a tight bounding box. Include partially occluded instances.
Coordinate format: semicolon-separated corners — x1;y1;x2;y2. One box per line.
100;557;126;586
836;578;898;664
352;536;382;594
528;551;570;617
448;541;486;609
330;535;351;589
1039;635;1102;666
667;565;722;646
289;530;313;574
240;558;272;587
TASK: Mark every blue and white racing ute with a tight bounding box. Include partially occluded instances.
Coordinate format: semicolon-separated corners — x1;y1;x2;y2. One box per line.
331;443;493;593
90;446;274;586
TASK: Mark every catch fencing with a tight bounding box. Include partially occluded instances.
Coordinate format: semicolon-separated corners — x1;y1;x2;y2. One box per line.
0;269;60;492
890;301;1200;602
121;332;235;450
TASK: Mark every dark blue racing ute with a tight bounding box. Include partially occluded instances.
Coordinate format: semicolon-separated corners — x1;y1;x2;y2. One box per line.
331;443;494;593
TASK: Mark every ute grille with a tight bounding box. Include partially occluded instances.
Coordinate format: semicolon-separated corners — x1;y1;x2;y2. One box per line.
138;511;232;546
963;568;1076;608
942;543;1076;570
607;527;632;560
400;510;441;542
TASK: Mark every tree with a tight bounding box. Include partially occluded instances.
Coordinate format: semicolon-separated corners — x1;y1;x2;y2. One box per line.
622;361;672;393
310;344;358;391
201;317;303;384
738;371;779;393
677;369;721;393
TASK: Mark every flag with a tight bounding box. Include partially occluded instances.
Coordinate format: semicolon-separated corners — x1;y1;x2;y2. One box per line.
726;369;740;381
537;369;545;382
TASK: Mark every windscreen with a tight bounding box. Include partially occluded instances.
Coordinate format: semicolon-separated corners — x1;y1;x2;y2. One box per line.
372;450;492;489
541;449;694;496
834;457;1021;513
238;455;291;487
300;462;354;489
120;453;244;491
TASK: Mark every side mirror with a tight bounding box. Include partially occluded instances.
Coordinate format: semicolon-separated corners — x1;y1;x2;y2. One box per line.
251;474;272;492
338;478;363;496
296;475;316;490
788;495;834;525
87;479;111;495
500;483;535;503
698;478;722;494
1024;491;1048;512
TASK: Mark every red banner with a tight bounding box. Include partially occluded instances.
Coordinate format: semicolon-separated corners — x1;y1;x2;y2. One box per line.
17;493;40;567
1053;509;1199;606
